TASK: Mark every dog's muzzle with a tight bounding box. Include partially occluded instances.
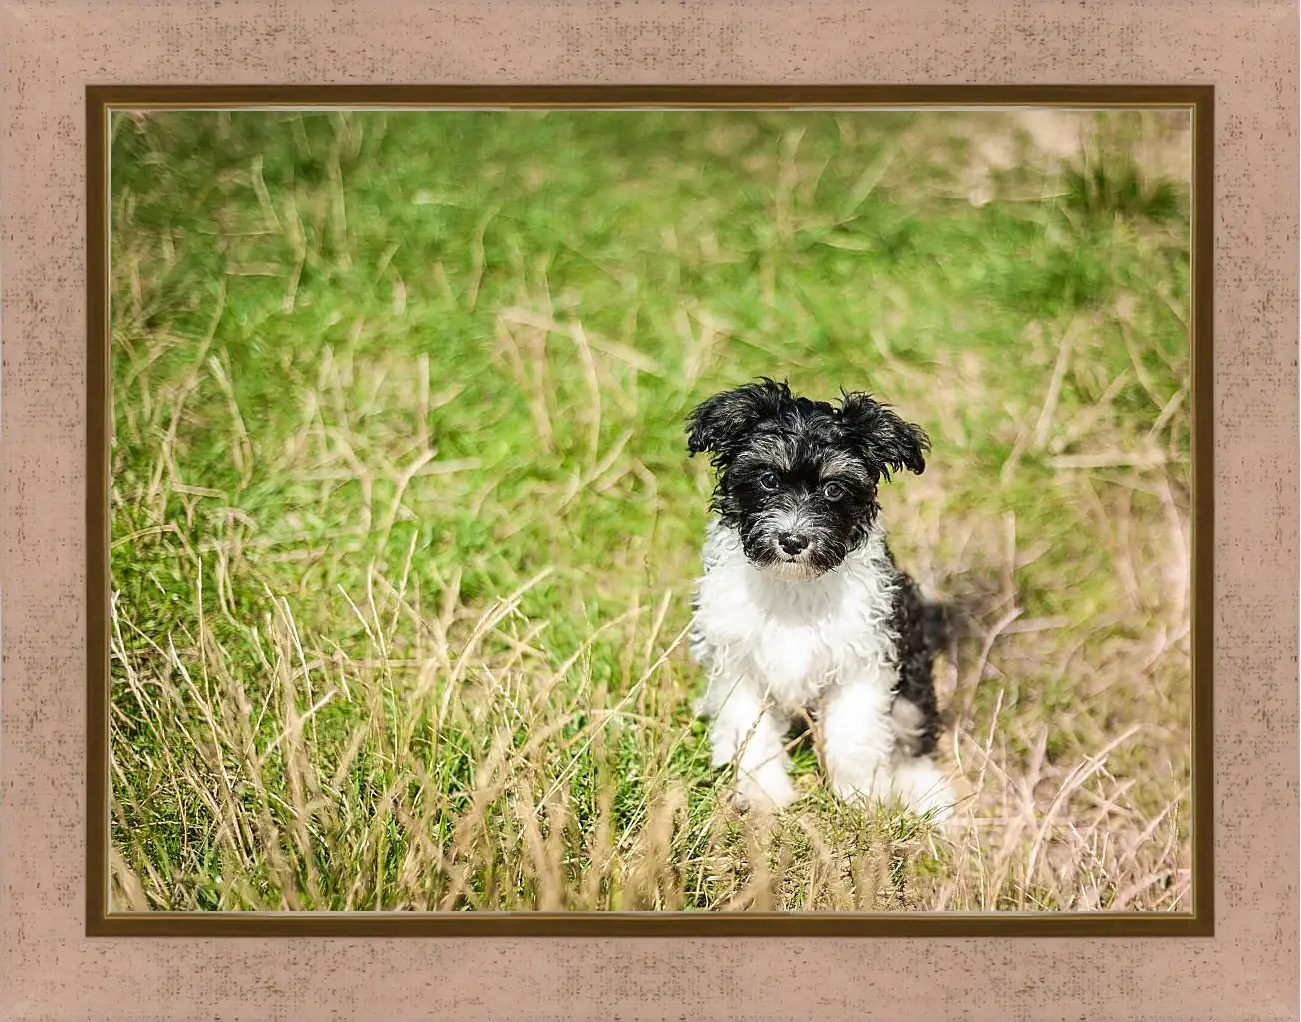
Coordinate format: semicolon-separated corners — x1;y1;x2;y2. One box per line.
763;532;826;580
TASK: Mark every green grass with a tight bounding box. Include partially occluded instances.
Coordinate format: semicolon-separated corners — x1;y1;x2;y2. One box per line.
108;108;1193;913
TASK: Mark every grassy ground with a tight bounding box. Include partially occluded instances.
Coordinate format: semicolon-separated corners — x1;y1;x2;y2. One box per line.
107;108;1193;913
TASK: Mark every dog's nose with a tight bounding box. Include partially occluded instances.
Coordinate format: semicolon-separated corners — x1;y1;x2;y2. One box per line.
777;532;809;555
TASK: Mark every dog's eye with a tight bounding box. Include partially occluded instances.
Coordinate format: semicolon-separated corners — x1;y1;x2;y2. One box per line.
823;481;847;501
758;471;780;491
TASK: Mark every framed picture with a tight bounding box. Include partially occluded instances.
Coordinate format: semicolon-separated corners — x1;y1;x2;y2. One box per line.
2;3;1295;1020
88;84;1212;937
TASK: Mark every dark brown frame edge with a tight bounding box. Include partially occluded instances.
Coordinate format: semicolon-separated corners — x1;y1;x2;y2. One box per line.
85;83;1215;938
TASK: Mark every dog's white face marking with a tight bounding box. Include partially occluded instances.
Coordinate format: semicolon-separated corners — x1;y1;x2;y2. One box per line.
740;434;797;472
755;504;824;578
814;450;861;479
756;558;823;582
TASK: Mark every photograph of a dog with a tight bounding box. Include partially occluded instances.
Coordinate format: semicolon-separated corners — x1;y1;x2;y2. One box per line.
106;105;1195;913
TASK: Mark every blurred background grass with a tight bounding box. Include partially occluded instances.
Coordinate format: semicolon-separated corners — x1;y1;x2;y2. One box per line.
108;107;1193;913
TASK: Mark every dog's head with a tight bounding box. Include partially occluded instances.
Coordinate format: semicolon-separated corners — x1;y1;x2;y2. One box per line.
686;378;929;580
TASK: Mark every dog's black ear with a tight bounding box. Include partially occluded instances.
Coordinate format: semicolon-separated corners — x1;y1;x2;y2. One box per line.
837;391;930;479
686;378;790;458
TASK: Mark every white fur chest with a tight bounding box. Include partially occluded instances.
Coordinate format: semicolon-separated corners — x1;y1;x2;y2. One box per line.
692;520;900;712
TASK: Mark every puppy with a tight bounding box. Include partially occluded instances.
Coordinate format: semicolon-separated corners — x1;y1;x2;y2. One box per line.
686;378;955;819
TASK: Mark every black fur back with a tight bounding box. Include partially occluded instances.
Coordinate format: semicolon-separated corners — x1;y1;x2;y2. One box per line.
884;545;948;758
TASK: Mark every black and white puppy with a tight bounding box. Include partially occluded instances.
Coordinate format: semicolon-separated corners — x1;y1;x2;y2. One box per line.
686;378;955;818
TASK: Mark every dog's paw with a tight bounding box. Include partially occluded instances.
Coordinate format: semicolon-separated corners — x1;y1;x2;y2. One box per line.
830;760;959;823
829;768;896;808
891;758;958;824
733;763;799;813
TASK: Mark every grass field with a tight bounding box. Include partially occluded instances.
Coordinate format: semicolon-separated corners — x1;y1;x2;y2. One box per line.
107;107;1194;913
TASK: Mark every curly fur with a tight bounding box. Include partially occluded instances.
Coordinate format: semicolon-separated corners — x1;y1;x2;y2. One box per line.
686;379;955;817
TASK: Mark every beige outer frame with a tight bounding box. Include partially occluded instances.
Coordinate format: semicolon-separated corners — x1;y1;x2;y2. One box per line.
81;82;1218;941
1;1;1296;1019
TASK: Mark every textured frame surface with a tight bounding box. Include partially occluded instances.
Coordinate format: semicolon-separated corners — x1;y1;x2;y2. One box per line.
83;83;1216;939
3;2;1297;1019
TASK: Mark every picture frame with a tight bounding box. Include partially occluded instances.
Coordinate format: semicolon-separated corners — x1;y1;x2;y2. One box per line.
85;83;1215;939
2;2;1295;1020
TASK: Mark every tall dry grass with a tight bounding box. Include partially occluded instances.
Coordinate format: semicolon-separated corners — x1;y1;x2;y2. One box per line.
108;107;1194;914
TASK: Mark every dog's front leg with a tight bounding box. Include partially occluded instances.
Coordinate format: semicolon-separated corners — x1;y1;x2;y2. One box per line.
821;675;898;806
708;681;797;811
